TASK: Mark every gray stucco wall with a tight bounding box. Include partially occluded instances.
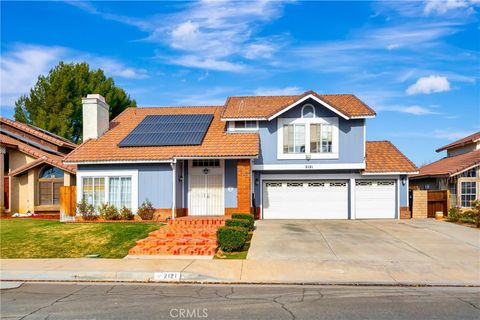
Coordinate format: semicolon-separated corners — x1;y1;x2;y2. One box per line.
254;98;365;165
78;163;173;208
224;160;237;208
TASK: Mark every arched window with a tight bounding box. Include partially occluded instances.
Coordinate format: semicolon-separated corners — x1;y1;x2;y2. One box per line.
301;104;315;118
39;166;64;206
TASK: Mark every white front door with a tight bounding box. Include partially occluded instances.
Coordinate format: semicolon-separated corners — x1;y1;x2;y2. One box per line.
355;180;396;219
189;160;224;216
262;180;349;219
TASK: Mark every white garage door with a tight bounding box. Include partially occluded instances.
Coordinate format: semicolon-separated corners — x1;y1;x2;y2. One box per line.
262;180;349;219
355;180;396;219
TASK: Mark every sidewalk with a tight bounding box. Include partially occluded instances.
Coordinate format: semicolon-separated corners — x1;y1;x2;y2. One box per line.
1;258;479;286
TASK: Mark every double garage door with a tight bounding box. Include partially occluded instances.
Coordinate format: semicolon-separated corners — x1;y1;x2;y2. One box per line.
262;180;396;219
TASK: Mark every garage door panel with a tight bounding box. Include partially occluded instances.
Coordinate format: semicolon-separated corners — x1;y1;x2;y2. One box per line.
355;180;396;219
263;180;349;219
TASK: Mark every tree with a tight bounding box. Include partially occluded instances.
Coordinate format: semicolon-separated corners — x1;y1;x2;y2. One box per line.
14;61;136;143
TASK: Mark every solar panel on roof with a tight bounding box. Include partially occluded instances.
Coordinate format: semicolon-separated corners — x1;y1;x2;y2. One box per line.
118;114;214;147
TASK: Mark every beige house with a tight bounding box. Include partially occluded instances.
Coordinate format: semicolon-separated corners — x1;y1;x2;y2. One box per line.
410;132;480;208
0;117;77;215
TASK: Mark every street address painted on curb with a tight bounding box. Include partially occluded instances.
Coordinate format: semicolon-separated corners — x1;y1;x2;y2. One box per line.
154;272;181;281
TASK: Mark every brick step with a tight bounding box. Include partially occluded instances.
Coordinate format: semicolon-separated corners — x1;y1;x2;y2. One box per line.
148;231;217;239
168;218;226;226
136;237;217;246
129;244;217;256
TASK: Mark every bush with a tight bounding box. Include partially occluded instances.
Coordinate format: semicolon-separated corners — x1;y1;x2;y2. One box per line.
137;199;155;220
98;203;120;220
225;218;251;229
472;199;480;228
119;207;134;220
217;226;248;252
77;198;97;221
232;213;254;230
448;207;461;222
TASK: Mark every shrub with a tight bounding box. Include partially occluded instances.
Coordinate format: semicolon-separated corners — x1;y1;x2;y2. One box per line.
217;226;248;252
472;199;480;228
232;213;254;230
137;199;155;220
448;207;461;222
77;198;97;221
225;218;250;229
98;203;120;220
119;207;134;220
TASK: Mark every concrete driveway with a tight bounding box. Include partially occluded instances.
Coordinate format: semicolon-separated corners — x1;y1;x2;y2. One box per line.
247;219;480;264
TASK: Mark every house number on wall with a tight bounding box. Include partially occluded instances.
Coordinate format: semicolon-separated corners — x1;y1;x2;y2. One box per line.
305;165;314;169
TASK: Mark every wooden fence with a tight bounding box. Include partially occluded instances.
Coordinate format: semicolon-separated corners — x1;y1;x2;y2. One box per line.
427;190;449;218
60;186;76;217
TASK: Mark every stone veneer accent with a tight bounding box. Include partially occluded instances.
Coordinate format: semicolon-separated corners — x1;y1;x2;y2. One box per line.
412;190;428;219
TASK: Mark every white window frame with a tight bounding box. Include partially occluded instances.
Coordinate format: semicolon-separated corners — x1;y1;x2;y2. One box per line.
227;120;259;132
76;170;139;214
460;181;477;208
301;104;316;118
277;117;339;159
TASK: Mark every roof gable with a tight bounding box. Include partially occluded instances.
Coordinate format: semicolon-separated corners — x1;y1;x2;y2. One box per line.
221;90;376;120
436;131;480;152
412;149;480;178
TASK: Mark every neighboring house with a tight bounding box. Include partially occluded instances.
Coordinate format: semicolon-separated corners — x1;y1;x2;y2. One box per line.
410;132;480;208
0;117;77;215
64;92;417;221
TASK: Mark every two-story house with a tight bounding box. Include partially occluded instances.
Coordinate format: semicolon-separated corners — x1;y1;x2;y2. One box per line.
410;132;480;208
63;91;417;221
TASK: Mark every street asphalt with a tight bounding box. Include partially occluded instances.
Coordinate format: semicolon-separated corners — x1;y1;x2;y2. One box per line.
0;282;479;319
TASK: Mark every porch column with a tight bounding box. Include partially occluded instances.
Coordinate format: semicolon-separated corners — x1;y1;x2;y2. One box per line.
236;159;251;213
0;146;5;213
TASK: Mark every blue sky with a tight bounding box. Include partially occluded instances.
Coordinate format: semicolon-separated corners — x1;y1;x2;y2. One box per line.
1;0;479;165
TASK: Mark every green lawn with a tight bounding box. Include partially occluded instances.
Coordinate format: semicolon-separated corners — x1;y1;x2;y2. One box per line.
0;219;163;258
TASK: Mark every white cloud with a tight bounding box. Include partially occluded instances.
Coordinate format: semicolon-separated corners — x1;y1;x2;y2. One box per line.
424;0;478;15
0;45;65;107
171;56;246;72
406;75;451;95
0;44;148;107
433;129;475;140
376;104;439;115
253;86;302;96
69;0;289;71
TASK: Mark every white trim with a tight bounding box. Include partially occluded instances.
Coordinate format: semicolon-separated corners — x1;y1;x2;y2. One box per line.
268;94;350;121
301;104;316;118
277;117;340;160
351;115;376;119
350;178;356;220
76;169;139;214
363;123;366;159
362;171;419;175
171;160;176;220
396;177;400;220
175;156;257;160
64;160;172;165
221;117;267;122
253;163;365;171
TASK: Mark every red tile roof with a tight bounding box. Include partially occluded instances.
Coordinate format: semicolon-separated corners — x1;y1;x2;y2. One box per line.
411;149;480;178
364;141;417;173
0;133;76;174
64;106;260;163
436;131;480;152
0;117;77;149
222;91;376;120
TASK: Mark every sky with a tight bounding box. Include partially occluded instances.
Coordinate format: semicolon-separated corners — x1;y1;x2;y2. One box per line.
1;0;479;165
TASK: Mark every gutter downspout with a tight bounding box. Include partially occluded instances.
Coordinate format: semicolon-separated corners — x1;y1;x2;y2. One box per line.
171;159;177;220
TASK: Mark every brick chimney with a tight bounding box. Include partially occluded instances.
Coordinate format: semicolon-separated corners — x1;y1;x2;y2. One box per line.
82;94;109;140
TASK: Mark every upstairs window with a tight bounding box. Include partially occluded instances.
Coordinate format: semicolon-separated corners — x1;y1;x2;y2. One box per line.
301;104;315;118
230;120;258;131
283;124;305;154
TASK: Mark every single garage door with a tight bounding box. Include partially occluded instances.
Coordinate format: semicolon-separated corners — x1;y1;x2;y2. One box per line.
262;180;349;219
355;180;396;219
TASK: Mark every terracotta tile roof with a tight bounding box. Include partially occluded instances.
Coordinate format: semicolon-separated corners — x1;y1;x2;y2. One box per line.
364;141;417;173
64;106;259;163
0;133;76;174
436;131;480;152
411;149;480;178
222;90;376;120
0;117;77;149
